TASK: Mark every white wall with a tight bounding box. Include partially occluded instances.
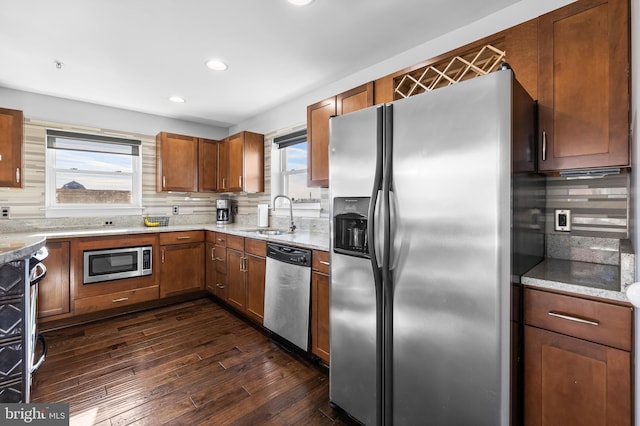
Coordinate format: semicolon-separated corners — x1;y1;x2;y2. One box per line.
0;86;228;139
230;0;575;135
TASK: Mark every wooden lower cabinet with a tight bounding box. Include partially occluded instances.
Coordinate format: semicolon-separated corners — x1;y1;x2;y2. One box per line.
72;234;160;315
159;232;204;298
225;236;266;324
311;250;330;364
523;288;632;425
226;248;245;311
245;253;266;324
38;240;70;319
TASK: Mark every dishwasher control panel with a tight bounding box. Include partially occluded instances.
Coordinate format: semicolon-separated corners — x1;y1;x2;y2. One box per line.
266;244;311;266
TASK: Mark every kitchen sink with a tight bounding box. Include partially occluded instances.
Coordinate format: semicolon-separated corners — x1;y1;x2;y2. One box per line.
245;229;289;236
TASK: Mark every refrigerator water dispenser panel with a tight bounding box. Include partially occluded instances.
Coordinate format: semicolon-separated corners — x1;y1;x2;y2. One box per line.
333;197;370;258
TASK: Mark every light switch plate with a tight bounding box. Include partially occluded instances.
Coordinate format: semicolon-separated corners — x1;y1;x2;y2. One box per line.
554;209;571;232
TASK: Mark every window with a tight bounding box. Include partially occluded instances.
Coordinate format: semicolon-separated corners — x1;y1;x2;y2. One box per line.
45;130;142;217
272;129;320;212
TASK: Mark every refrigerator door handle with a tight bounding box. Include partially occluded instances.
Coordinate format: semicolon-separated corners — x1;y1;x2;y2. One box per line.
388;190;401;271
368;106;385;268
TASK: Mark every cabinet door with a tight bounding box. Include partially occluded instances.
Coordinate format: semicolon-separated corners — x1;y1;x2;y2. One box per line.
205;242;216;294
0;107;23;188
538;0;629;171
245;254;265;324
198;138;219;192
227;133;244;192
156;132;198;192
218;137;229;191
311;270;330;363
336;82;374;115
307;97;336;188
226;249;245;311
159;242;204;298
524;325;631;426
39;240;70;318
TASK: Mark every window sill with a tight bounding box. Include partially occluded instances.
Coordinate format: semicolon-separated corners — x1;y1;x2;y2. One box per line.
46;206;143;218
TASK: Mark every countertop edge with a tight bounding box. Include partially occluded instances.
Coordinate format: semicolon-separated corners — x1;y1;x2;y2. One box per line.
0;236;47;264
4;224;331;252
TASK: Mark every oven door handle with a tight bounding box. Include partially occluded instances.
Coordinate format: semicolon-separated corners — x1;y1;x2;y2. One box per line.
31;334;47;373
30;262;47;286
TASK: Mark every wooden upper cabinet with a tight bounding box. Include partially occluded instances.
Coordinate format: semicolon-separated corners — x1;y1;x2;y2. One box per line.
307;97;335;188
218;137;229;191
538;0;629;171
223;131;264;193
226;133;244;192
307;82;374;188
0;107;23;188
336;82;374;115
198;138;219;192
156;132;199;192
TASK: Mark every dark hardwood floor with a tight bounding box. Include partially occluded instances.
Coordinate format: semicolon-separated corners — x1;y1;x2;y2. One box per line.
32;298;358;425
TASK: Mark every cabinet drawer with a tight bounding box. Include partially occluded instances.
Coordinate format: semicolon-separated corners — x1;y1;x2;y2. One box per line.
74;285;159;315
524;288;632;351
312;250;330;274
226;235;244;251
159;231;204;245
213;233;227;247
205;231;217;243
245;238;266;257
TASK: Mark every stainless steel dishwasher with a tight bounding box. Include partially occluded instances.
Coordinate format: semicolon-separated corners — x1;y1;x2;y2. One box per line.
263;243;312;351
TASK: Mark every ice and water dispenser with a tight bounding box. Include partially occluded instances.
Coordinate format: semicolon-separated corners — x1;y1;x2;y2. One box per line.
333;197;370;258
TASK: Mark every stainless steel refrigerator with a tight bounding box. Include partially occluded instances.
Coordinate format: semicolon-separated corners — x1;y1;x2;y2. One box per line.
328;68;544;426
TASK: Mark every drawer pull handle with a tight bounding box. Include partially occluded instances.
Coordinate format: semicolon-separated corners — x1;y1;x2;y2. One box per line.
319;261;330;266
177;236;191;240
216;283;225;289
112;297;129;303
548;311;599;326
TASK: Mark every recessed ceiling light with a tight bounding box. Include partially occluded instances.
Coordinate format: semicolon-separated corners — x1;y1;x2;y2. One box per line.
205;59;228;71
169;96;185;103
288;0;314;5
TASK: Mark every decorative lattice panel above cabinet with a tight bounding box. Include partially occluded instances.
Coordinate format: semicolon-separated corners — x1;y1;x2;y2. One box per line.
394;41;506;100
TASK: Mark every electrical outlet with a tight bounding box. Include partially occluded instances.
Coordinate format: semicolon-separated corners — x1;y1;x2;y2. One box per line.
554;209;571;232
172;206;179;215
0;207;9;219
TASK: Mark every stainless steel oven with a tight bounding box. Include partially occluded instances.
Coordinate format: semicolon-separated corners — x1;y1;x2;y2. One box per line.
83;246;152;284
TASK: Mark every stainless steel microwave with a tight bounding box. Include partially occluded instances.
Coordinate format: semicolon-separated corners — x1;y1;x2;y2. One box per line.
83;246;152;284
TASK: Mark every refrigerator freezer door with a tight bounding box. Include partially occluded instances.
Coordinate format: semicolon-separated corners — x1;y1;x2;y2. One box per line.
329;106;381;425
390;71;514;425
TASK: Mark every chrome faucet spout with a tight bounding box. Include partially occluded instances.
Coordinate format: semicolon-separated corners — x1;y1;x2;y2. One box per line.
273;195;296;233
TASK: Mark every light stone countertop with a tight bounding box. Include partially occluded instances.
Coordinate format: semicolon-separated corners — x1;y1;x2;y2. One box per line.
2;223;330;253
0;234;47;264
522;258;629;303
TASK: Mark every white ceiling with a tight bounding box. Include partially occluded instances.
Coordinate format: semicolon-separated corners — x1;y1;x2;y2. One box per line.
0;0;522;128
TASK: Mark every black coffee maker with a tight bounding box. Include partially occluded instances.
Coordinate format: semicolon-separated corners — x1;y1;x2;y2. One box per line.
216;199;232;225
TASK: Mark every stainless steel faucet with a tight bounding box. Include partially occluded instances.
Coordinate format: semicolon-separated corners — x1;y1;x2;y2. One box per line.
273;195;296;233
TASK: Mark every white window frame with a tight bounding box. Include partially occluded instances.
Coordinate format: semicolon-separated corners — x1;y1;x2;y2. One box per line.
45;129;143;218
270;127;321;217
